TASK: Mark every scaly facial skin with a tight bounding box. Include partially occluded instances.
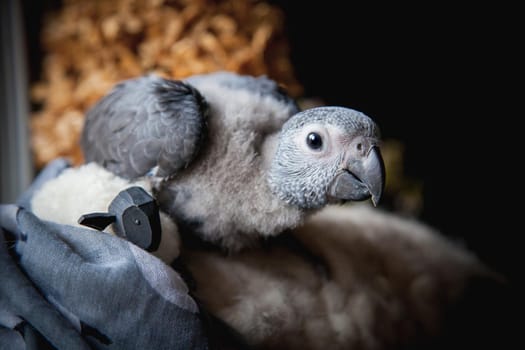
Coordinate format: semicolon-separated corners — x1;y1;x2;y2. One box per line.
268;106;385;209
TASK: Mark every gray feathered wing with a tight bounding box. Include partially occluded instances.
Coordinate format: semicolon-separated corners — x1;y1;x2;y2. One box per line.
81;75;208;180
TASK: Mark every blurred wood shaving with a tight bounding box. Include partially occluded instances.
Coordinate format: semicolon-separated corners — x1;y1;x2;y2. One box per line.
30;0;303;168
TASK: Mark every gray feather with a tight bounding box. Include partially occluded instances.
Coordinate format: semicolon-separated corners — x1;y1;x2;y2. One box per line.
81;75;208;179
282;106;379;137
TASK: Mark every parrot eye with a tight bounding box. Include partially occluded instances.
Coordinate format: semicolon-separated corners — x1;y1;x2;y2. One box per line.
306;132;323;150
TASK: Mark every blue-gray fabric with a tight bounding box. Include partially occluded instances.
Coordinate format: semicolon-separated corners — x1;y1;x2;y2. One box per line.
0;159;209;349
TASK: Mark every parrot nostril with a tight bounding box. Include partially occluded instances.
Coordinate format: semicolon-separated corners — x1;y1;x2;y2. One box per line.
356;143;362;151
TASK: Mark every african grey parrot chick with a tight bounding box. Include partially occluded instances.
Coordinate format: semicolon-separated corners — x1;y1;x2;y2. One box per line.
81;72;385;251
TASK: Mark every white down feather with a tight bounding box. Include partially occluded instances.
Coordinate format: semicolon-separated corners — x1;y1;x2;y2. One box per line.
30;162;180;264
182;204;500;349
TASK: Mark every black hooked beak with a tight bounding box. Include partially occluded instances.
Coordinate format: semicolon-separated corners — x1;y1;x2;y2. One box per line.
328;144;385;206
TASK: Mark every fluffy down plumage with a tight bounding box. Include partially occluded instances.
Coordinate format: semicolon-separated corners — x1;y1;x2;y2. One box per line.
182;204;503;350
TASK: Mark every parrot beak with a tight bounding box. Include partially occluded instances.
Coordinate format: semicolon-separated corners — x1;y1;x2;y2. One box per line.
328;144;385;206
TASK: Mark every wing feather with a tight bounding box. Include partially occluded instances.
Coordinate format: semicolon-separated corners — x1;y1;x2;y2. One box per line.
81;75;208;179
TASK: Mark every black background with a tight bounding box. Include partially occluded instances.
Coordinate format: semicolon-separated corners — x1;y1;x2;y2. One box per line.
270;1;520;289
20;1;521;347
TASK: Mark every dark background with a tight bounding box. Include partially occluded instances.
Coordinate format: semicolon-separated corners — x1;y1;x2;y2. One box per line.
17;1;522;347
270;1;520;288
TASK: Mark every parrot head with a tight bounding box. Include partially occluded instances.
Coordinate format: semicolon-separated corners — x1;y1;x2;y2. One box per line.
268;106;385;209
